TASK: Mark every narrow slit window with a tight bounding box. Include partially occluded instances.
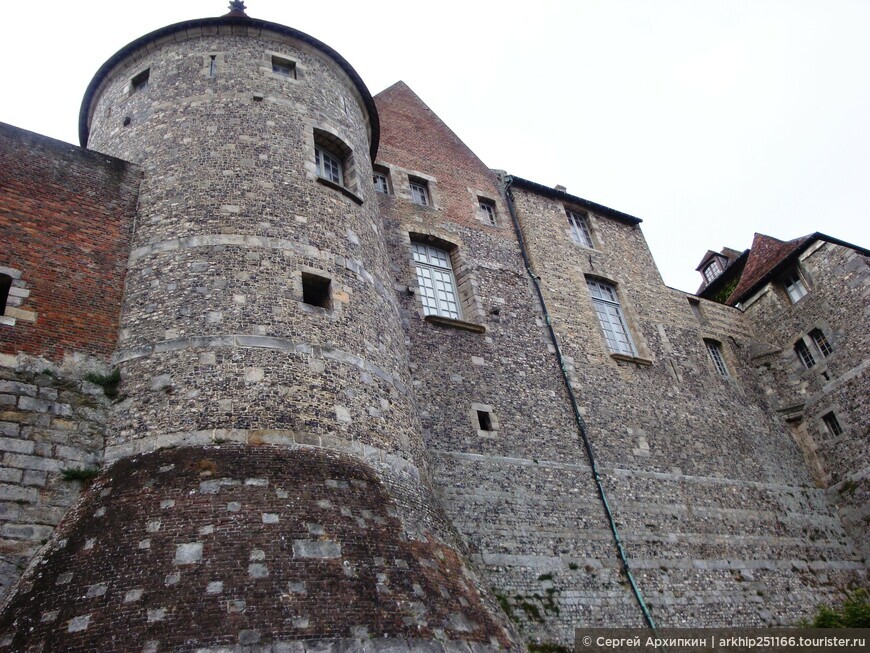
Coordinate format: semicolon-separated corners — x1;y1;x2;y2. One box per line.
794;340;815;369
809;328;832;357
130;68;150;94
0;274;11;316
477;410;493;431
272;55;296;79
301;273;331;309
705;339;729;377
821;412;843;437
209;55;217;77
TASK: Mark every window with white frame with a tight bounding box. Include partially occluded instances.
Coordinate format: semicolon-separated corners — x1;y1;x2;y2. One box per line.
794;339;815;368
478;199;497;226
809;328;832;357
821;412;843;437
412;242;461;319
567;210;593;248
315;145;343;185
373;172;390;194
586;279;636;356
782;267;808;303
705;339;729;376
410;179;430;206
703;259;723;283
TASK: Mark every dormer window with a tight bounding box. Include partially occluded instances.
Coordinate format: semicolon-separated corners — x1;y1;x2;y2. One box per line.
782;267;808;303
703;258;723;283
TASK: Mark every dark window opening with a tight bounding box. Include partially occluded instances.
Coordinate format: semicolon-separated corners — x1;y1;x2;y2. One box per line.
131;69;150;93
272;56;296;79
0;274;11;316
209;55;217;77
822;412;843;437
477;410;493;431
794;340;815;369
302;273;331;309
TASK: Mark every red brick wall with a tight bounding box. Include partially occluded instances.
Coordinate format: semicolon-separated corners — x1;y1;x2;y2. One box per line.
0;122;140;362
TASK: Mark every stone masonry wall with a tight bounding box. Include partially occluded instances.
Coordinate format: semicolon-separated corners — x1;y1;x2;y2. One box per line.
0;123;138;600
510;184;865;634
740;241;869;557
375;84;644;649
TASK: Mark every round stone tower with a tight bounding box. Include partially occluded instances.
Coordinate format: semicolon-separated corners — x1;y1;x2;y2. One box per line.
0;4;516;650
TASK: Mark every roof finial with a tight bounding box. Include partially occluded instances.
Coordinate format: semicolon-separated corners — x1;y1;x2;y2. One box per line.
226;1;248;16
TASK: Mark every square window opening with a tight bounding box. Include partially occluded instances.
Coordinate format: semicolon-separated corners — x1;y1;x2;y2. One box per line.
272;55;296;79
477;410;494;432
822;412;843;437
130;69;150;94
301;273;331;309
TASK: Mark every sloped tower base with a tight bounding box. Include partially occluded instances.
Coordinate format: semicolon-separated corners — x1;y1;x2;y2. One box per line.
0;445;515;651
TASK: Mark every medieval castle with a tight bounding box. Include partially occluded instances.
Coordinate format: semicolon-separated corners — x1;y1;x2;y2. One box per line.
0;3;866;651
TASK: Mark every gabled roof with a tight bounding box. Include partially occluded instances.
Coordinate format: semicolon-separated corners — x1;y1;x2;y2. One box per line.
725;232;870;305
695;250;726;272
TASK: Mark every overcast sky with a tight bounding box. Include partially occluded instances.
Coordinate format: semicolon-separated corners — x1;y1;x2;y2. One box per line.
1;1;867;292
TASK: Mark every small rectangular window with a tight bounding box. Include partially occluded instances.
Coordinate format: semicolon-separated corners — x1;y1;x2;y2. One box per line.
301;273;331;309
272;55;296;78
809;328;832;357
794;340;815;368
410;179;429;206
315;146;343;185
412;242;460;319
782;268;808;303
705;340;729;376
478;199;497;226
822;412;843;437
587;279;636;356
567;210;593;248
130;68;150;94
477;410;494;431
373;173;390;194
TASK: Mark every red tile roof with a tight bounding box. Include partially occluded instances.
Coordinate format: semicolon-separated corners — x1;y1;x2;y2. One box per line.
726;233;813;304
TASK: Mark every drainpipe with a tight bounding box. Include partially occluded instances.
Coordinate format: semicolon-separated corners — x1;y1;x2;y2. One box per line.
501;174;658;632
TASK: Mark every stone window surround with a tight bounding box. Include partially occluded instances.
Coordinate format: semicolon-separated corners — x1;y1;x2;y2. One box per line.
703;338;730;377
293;266;346;318
402;229;486;333
565;206;597;250
584;274;652;366
373;164;392;195
308;125;363;205
392;167;441;210
0;266;36;328
201;52;227;78
470;402;499;438
127;67;150;96
817;406;848;440
262;50;306;81
467;187;503;228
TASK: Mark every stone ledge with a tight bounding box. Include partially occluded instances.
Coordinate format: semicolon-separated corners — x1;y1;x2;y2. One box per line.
424;315;486;334
610;353;652;366
316;177;364;205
